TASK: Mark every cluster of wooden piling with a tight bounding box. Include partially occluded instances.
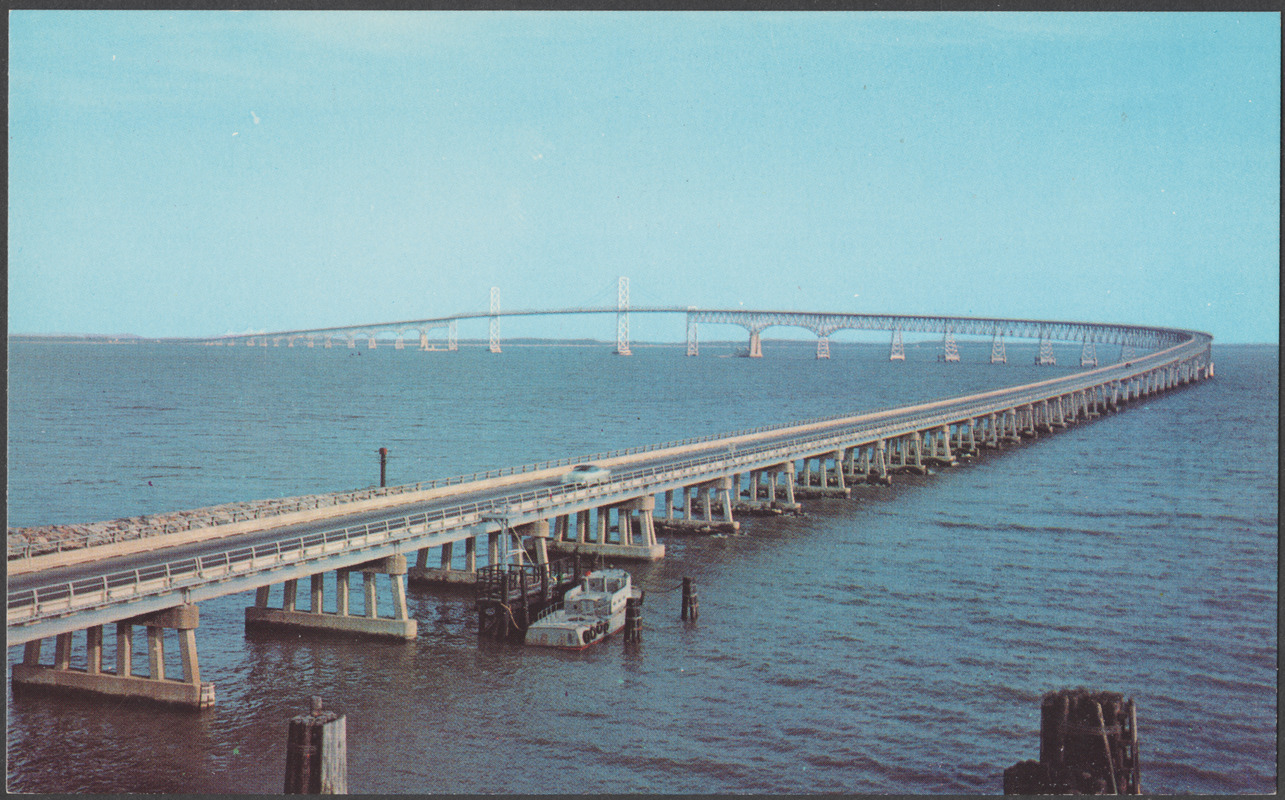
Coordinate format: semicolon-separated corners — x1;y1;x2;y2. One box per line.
473;556;584;640
1004;689;1141;795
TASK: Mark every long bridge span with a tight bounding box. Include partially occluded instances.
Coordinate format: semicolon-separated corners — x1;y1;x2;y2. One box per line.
200;282;1181;364
9;311;1213;708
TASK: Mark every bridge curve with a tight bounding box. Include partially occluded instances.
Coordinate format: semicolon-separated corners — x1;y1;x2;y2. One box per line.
204;307;1189;358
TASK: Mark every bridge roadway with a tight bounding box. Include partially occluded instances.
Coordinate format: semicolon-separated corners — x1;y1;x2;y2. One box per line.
7;316;1214;707
200;306;1187;353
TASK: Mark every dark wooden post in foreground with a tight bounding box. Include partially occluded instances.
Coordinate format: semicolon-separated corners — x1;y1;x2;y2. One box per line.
623;596;643;643
285;696;348;794
378;447;388;488
1004;688;1141;795
681;578;699;621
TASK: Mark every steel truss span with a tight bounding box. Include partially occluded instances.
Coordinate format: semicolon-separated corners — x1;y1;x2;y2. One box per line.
199;309;1190;351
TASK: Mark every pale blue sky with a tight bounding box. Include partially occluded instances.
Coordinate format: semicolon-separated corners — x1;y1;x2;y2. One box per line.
8;11;1280;343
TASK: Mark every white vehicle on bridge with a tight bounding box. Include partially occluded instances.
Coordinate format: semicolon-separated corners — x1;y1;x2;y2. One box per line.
559;463;611;486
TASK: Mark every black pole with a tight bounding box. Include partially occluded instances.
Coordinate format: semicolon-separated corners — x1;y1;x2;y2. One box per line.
378;447;388;487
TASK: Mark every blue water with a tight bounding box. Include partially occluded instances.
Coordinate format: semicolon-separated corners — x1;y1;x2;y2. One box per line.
5;339;1277;793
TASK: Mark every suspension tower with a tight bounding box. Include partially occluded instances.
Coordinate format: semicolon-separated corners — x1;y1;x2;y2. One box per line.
686;310;699;357
990;331;1008;364
1035;330;1057;365
939;328;960;362
889;328;905;361
614;276;631;356
1080;337;1098;367
488;287;501;354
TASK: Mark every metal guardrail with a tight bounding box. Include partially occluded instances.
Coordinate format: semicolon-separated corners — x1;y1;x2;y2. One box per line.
2;395;959;559
7;330;1211;627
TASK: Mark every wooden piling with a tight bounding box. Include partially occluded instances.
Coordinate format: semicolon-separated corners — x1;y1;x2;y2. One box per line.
284;696;347;794
1005;688;1141;794
623;596;642;643
681;577;699;622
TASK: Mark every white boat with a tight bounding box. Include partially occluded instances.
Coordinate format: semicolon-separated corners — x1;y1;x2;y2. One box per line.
525;568;640;649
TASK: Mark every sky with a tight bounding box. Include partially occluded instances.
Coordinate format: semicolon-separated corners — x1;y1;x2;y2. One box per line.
7;11;1280;343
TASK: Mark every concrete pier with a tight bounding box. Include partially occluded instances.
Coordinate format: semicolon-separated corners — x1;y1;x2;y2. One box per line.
548;498;665;560
795;450;853;497
410;534;482;586
12;605;215;708
245;555;417;640
654;480;741;534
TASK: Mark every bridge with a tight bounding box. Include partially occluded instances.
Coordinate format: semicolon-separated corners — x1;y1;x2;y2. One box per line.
199;280;1176;365
8;308;1214;708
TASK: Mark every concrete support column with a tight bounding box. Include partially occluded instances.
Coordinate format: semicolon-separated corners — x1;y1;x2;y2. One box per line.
416;547;429;570
718;477;735;523
86;626;104;675
55;633;73;671
488;531;500;565
875;439;888;480
336;570;350;616
363;573;378;619
23;640;42;666
701;485;713;522
390;573;410;621
465;536;477;572
782;463;797;505
683;487;693;520
283;579;298;612
179;629;200;684
639;508;657;547
577;511;589;543
595;508;608;545
439;541;454;570
748;330;763;358
311;574;324;614
939;426;952;460
662;490;674;519
748;474;759;502
831;450;846;489
767;471;778;502
116;623;133;677
255;586;270;608
146;626;165;680
617;508;632;546
802;457;813;487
